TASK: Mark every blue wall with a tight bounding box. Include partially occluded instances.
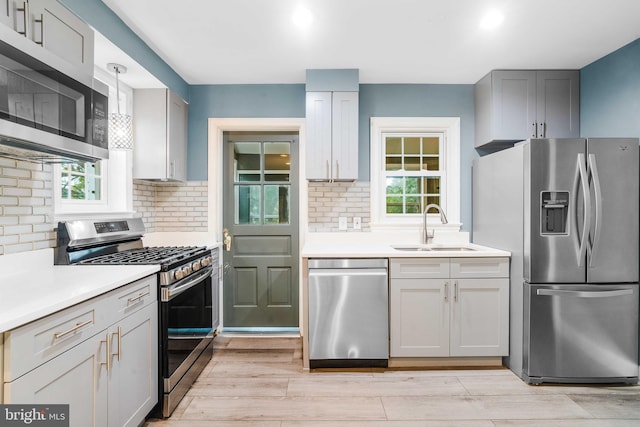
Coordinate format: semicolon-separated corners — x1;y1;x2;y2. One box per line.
60;0;189;101
187;83;475;230
581;38;640;138
187;85;305;181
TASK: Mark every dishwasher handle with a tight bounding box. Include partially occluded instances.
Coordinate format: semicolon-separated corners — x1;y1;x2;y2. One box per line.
308;268;388;278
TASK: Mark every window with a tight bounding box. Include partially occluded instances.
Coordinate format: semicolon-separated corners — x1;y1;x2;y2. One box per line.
370;117;460;230
60;162;103;201
384;134;444;215
233;141;291;225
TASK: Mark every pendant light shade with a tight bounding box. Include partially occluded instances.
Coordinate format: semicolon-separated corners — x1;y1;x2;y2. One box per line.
107;63;133;150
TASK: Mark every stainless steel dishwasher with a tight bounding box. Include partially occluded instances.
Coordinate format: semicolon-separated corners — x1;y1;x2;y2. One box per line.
308;258;389;368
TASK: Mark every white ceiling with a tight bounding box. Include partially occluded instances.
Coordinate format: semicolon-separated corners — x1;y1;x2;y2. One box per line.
96;0;640;87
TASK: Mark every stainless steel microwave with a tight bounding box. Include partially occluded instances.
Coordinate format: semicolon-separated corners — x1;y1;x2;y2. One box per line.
0;37;108;162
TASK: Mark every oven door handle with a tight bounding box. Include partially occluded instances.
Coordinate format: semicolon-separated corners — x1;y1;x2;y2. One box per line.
162;266;213;302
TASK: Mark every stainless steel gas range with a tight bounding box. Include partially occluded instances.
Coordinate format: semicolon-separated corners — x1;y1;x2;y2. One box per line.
55;218;219;418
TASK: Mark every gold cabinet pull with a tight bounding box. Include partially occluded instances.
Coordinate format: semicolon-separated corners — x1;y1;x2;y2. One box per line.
112;327;122;362
100;333;111;371
127;291;150;305
54;319;93;339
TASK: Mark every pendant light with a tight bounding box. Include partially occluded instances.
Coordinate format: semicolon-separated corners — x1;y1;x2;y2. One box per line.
107;63;133;150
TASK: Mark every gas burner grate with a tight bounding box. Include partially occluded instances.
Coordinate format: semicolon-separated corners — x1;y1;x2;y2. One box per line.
80;246;207;265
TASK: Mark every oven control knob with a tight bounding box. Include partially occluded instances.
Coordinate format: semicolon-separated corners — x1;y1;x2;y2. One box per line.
174;268;185;280
183;265;192;276
192;260;201;271
201;256;210;267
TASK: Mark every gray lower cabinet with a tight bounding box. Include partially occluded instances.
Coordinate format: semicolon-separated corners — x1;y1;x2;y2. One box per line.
2;276;158;427
475;70;579;148
390;257;509;358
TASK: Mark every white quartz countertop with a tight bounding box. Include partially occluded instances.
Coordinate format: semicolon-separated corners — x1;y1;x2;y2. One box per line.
302;232;510;258
0;249;159;333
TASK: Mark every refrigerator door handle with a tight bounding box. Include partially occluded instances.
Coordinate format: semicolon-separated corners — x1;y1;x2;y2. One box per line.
588;154;603;268
573;153;591;266
537;288;634;298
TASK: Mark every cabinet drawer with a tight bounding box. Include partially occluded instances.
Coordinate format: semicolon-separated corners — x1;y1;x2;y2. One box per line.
391;258;449;279
3;275;157;382
3;298;105;381
450;258;509;278
108;275;157;323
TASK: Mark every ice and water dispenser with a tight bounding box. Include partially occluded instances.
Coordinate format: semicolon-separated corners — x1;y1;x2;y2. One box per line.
541;191;569;235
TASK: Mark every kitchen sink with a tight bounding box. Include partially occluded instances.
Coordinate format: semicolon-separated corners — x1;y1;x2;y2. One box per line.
390;245;477;252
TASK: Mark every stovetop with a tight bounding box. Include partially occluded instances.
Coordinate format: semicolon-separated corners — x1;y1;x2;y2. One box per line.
79;246;208;267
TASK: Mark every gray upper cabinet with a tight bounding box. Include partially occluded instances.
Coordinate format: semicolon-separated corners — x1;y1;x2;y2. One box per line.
133;89;188;181
475;70;579;148
306;91;359;181
1;0;94;77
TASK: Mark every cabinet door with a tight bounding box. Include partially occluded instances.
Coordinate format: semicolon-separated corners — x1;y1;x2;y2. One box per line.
0;0;13;28
5;333;109;427
167;90;188;181
29;0;94;76
331;91;358;180
108;303;158;427
390;278;449;357
450;278;509;357
536;70;580;138
305;91;332;180
491;70;537;141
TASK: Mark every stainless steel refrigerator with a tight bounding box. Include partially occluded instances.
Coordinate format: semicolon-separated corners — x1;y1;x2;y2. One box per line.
473;138;639;384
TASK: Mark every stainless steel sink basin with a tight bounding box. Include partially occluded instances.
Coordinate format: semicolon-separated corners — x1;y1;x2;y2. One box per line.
391;245;433;251
429;246;476;252
390;245;477;252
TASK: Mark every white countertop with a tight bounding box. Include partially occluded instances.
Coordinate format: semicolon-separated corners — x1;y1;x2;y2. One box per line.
301;232;510;258
0;249;159;333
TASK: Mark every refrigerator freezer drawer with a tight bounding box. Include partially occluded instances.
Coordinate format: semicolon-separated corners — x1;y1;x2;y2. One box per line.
524;283;639;384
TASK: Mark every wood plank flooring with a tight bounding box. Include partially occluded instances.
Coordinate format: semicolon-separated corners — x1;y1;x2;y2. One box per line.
144;336;640;426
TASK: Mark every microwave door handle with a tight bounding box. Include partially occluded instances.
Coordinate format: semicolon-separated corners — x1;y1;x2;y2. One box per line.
573;153;590;266
588;154;603;268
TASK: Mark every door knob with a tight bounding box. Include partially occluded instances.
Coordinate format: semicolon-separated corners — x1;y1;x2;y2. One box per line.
223;228;231;251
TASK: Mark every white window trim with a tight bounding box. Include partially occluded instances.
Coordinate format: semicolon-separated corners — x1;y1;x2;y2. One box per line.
370;117;461;231
53;67;134;220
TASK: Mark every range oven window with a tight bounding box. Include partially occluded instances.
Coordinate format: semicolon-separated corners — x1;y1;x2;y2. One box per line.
162;275;213;376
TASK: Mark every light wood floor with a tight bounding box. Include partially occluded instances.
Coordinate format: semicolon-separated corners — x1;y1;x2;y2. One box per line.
145;336;640;426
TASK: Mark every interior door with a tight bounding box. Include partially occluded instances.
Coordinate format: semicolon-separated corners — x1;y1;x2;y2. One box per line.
222;132;299;329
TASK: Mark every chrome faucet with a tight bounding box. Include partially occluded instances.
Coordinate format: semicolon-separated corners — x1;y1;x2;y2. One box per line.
423;204;448;244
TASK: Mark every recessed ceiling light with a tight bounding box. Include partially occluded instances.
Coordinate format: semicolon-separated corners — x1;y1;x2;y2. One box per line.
292;6;313;29
480;9;504;30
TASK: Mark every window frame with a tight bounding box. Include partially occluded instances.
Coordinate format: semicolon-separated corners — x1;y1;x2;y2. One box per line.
370;117;461;231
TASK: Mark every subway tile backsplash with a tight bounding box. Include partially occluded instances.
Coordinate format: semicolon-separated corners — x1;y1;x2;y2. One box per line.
1;166;369;256
308;181;370;232
133;180;208;233
0;157;55;255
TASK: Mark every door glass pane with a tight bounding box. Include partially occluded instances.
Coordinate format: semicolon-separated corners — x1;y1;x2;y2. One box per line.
235;185;261;224
264;142;290;182
264;185;290;224
234;142;261;182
